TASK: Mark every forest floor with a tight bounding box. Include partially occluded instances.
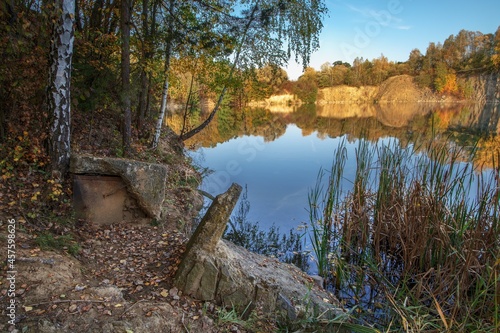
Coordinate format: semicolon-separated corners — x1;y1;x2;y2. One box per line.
0;220;278;332
0;110;278;332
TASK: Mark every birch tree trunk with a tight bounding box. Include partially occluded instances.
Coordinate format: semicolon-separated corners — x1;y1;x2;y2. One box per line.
48;0;75;178
179;4;258;142
151;50;171;150
151;0;174;149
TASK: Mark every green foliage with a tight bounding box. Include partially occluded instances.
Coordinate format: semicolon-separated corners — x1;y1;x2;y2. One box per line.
293;68;318;103
277;297;381;333
493;27;500;69
245;65;289;101
307;138;347;277
72;30;121;114
35;232;80;256
458;78;475;99
433;62;449;92
216;106;241;140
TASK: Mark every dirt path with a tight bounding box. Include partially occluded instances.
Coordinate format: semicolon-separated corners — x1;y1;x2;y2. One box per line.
1;221;275;332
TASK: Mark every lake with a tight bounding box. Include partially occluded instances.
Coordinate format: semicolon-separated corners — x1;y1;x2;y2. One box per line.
190;124;361;230
170;101;499;328
173;102;497;234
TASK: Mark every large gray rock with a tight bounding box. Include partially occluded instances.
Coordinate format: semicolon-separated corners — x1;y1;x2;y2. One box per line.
70;154;167;219
174;183;343;321
176;239;344;321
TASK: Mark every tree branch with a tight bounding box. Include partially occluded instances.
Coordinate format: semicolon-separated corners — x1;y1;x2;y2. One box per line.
179;3;259;142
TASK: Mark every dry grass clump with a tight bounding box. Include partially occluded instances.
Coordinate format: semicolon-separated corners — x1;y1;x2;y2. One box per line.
308;137;499;331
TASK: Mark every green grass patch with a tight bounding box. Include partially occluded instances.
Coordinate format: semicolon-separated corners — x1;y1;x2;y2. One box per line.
35;232;80;256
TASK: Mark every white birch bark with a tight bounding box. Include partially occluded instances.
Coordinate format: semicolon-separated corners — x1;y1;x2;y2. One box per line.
48;0;75;177
151;69;169;150
151;0;174;149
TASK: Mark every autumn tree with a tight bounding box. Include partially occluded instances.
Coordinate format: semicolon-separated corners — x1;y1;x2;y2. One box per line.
294;67;318;103
491;26;500;69
317;62;333;88
434;62;458;94
151;0;236;148
369;54;391;85
407;48;424;75
245;64;289;100
344;57;366;86
48;0;75;177
177;0;328;141
72;0;120;114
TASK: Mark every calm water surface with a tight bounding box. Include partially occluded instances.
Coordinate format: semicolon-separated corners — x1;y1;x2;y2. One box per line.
185;103;494;232
191;124;362;230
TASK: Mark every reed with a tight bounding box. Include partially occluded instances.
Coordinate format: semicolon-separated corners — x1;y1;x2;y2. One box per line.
307;138;347;277
307;135;500;331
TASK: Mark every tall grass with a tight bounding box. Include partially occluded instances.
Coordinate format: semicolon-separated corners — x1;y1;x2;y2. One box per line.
307;138;347;277
307;136;500;331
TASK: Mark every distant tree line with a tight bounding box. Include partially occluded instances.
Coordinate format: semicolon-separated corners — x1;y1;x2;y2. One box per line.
245;27;500;102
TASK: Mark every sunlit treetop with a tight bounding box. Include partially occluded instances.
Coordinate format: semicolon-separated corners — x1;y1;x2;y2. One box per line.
227;0;328;70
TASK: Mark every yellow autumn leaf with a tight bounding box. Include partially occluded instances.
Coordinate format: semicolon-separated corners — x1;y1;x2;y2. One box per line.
160;290;168;297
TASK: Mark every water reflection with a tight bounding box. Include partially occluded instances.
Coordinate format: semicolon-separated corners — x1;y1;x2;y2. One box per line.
169;103;498;231
172;102;499;329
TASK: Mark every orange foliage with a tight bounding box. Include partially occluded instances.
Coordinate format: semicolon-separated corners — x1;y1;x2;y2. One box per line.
436;73;459;95
441;73;459;94
475;136;500;169
432;107;459;129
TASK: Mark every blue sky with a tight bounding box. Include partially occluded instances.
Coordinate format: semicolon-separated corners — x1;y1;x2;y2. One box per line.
285;0;500;80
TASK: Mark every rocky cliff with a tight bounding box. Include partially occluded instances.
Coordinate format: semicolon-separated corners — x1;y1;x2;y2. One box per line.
459;73;500;133
258;74;500;105
255;74;500;134
317;75;454;104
